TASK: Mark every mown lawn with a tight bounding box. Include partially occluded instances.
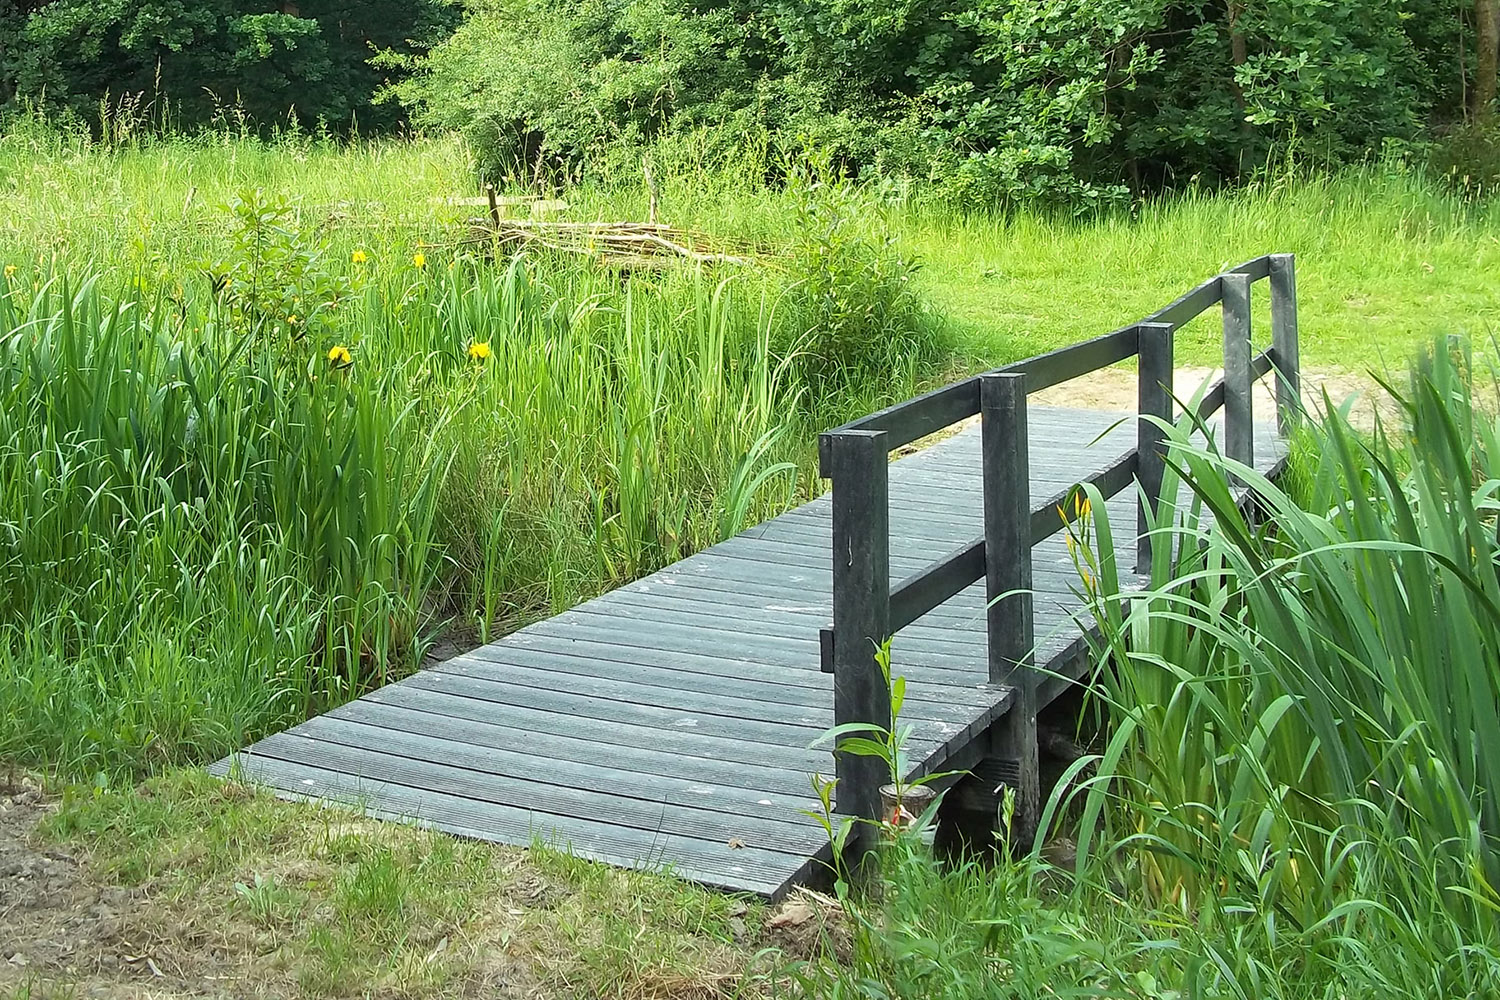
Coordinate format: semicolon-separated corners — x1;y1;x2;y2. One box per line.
901;170;1500;372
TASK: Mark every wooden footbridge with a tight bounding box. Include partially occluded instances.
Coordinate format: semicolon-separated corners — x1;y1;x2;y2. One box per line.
214;255;1300;898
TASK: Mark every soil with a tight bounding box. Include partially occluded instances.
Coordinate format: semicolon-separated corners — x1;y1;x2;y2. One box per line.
0;775;171;998
1030;365;1399;431
758;890;850;965
1;777;283;1000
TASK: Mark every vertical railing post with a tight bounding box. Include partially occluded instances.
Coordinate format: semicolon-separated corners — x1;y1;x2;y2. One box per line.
1136;322;1174;573
820;429;892;835
1221;272;1254;481
1269;253;1300;435
980;372;1038;844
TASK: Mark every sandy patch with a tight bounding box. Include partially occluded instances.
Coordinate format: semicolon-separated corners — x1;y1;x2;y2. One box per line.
1030;366;1400;431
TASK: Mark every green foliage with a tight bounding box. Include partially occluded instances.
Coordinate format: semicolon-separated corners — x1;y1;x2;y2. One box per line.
1;0;457;133
1430;119;1500;197
0;171;947;778
1050;337;1500;992
401;0;1452;209
795;341;1500;999
206;190;353;344
778;183;940;400
1086;345;1500;901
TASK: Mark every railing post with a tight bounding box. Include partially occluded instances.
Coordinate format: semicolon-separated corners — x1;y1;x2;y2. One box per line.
820;429;892;835
1221;272;1254;480
1269;253;1300;435
1137;322;1174;573
980;372;1038;845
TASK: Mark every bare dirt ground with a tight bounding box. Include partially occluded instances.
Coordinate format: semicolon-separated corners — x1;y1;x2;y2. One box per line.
1030;365;1400;430
0;770;845;1000
1;775;241;999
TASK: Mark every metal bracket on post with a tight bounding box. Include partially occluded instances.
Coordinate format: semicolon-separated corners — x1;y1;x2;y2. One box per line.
1136;322;1173;574
1269;253;1300;436
820;429;891;838
1221;272;1254;481
979;372;1038;846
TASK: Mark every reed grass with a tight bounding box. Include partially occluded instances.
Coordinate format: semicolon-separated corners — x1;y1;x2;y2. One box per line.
794;340;1500;998
0;180;939;778
1049;338;1500;995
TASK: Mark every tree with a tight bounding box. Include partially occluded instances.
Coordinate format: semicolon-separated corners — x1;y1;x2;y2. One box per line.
1;0;456;132
1478;0;1499;120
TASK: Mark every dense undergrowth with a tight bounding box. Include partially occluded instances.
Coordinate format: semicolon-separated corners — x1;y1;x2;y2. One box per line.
0;159;943;778
800;342;1500;998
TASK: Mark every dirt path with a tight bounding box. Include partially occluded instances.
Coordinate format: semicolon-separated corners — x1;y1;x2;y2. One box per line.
1030;366;1399;430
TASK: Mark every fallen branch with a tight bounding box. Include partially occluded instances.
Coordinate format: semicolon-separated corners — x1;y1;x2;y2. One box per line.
457;218;759;269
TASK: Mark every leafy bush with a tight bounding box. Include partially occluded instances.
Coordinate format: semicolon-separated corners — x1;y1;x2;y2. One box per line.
399;0;1450;209
1430;120;1500;197
776;186;941;401
1;0;457;133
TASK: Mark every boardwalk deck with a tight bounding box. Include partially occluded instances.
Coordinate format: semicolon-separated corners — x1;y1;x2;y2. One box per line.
213;405;1285;898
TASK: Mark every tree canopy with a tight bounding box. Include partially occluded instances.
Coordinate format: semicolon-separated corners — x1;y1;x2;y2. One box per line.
3;0;1498;209
0;0;457;131
395;0;1480;205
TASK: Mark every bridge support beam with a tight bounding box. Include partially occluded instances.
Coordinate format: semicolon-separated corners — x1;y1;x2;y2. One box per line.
1137;322;1174;573
1270;253;1300;435
980;372;1039;847
821;428;892;845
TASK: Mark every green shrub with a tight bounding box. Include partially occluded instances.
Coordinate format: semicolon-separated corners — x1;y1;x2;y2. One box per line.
398;0;1447;209
2;0;457;133
1429;121;1500;198
776;186;941;402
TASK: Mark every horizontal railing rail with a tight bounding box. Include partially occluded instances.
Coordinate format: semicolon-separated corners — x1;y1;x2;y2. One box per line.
819;253;1301;841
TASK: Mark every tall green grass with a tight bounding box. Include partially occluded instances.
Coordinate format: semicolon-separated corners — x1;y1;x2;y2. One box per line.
1057;340;1500;994
0;182;942;778
796;341;1500;998
7;118;1500;377
1076;340;1500;900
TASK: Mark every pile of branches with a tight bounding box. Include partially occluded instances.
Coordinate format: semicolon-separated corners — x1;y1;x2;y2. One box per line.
459;218;759;270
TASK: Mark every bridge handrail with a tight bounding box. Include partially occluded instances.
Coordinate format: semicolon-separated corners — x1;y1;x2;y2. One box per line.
818;253;1300;828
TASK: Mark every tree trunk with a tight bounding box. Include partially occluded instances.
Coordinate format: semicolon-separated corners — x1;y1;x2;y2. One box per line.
1478;0;1499;122
1227;1;1252;171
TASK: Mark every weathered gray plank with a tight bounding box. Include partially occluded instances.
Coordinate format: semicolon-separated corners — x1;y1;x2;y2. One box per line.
325;697;820;797
429;651;988;728
214;755;803;895
246;731;827;855
362;684;831;773
290;715;822;820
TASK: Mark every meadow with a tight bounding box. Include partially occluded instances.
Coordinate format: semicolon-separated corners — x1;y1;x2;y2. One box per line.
5;121;1500;998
